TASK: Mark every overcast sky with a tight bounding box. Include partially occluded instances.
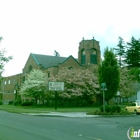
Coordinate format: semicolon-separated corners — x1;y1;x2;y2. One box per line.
0;0;140;76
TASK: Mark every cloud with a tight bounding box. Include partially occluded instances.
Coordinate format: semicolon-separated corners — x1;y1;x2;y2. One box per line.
1;0;140;76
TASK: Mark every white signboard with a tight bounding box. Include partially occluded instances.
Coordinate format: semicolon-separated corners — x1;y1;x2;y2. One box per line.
49;82;64;91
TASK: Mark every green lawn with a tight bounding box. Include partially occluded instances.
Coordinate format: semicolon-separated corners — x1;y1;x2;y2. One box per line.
0;105;99;114
0;104;126;114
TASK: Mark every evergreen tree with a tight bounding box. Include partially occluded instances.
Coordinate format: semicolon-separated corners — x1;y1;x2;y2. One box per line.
124;36;140;67
99;47;120;102
128;67;140;82
114;36;126;67
0;37;3;42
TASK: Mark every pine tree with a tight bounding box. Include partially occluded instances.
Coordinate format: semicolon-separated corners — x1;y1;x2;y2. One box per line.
124;36;140;67
114;36;126;67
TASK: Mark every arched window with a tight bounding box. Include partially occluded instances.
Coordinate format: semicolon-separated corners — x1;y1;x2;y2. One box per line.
90;48;97;64
29;65;32;72
81;49;86;64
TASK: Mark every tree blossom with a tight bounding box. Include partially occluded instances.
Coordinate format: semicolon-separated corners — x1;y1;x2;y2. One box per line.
20;69;48;104
119;67;135;99
49;66;100;101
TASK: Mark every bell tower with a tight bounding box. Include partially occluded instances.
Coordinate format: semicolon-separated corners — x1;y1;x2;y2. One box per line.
78;37;101;65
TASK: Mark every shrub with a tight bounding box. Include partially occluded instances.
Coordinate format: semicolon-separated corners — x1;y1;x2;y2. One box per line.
100;105;121;113
21;101;35;106
8;100;14;105
111;105;121;113
14;99;21;106
0;100;2;105
100;105;111;112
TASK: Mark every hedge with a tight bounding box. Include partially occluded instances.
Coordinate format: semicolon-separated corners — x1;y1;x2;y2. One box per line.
100;105;121;113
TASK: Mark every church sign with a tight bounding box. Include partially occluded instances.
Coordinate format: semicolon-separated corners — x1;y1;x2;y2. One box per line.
48;82;64;91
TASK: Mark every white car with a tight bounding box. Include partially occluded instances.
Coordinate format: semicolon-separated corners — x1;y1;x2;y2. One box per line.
126;102;140;114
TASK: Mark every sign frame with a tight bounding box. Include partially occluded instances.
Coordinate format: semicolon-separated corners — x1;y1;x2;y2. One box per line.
48;81;64;91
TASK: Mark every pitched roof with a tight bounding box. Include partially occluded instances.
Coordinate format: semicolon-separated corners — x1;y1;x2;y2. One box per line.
60;55;80;65
31;53;68;68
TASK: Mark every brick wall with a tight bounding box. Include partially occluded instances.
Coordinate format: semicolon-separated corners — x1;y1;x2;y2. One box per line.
1;73;22;103
58;56;81;69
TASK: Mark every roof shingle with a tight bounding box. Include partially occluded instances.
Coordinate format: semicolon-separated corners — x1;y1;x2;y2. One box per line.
31;53;67;68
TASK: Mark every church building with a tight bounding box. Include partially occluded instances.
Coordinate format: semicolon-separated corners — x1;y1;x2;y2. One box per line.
0;38;101;103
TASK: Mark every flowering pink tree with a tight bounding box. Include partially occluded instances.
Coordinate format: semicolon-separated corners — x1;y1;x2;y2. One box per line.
48;66;100;105
119;67;135;100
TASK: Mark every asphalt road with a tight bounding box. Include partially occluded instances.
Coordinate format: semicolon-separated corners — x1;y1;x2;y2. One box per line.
0;111;139;140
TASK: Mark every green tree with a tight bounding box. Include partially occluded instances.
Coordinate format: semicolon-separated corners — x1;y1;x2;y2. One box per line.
124;36;140;67
114;36;126;67
20;69;48;104
99;47;120;102
0;37;12;76
0;37;3;41
119;67;135;100
128;67;140;82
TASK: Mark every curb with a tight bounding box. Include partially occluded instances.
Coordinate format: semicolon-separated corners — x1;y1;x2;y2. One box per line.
22;112;100;117
22;112;136;118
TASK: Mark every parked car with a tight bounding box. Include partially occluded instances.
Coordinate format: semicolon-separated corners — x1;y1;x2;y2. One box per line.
126;102;140;114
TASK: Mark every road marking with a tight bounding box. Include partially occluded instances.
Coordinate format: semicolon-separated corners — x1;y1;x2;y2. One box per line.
86;136;102;140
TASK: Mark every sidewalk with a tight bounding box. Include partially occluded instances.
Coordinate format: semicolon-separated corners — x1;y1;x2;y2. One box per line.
22;112;99;117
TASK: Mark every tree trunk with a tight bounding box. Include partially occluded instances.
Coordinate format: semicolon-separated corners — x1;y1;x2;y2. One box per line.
35;97;38;105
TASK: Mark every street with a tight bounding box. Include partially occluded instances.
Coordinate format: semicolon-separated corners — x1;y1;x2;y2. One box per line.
0;111;139;140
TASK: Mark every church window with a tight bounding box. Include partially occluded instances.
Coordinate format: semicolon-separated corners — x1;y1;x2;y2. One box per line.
29;65;32;72
90;48;97;64
4;81;7;85
22;76;25;83
48;73;50;78
81;49;86;64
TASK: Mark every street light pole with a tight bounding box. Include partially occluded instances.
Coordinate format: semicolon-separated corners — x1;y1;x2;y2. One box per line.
117;91;120;105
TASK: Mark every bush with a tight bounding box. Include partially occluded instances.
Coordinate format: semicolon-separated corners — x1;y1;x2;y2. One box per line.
100;105;121;113
111;105;121;113
14;99;21;106
0;100;2;105
8;100;14;105
100;105;111;112
21;101;35;106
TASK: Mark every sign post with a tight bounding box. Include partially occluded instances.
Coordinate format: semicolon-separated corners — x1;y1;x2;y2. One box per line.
48;82;64;110
55;91;57;110
117;91;120;105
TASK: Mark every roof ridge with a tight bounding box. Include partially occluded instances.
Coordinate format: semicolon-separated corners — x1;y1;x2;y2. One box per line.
31;53;40;65
31;53;67;58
